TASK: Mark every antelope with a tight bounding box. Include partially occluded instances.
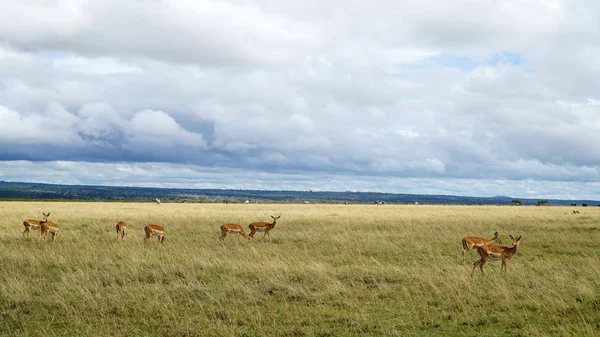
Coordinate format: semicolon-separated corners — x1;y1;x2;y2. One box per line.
155;198;161;205
471;235;522;277
461;231;502;263
23;212;50;237
220;224;250;241
249;215;281;239
116;222;127;240
144;224;165;243
39;218;59;242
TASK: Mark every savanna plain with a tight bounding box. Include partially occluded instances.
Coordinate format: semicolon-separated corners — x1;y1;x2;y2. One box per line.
0;202;599;336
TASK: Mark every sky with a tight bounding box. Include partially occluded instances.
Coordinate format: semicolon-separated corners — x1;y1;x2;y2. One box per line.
1;0;600;199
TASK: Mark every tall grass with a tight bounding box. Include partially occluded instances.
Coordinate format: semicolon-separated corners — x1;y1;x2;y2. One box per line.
0;202;598;336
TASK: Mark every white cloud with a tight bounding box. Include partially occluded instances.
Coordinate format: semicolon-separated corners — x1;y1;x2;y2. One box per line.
0;1;600;197
0;1;323;66
0;103;81;145
76;102;123;140
125;109;208;152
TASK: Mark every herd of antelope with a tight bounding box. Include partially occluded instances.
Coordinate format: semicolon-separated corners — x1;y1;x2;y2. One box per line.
22;213;281;244
24;213;520;276
462;231;522;277
23;212;58;242
220;215;281;241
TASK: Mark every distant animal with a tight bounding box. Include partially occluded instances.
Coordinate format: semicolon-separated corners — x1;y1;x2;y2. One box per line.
116;222;127;240
39;217;59;242
23;212;50;237
144;225;165;243
572;203;576;206
249;215;281;239
471;235;522;277
461;232;502;263
582;203;588;207
220;224;250;241
155;198;161;205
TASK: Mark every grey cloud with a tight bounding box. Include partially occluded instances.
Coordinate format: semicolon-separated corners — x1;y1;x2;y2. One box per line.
1;160;599;200
0;102;209;163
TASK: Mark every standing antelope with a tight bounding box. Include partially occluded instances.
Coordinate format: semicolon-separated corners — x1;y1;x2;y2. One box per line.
39;218;59;242
23;212;50;237
248;215;281;239
220;224;250;241
116;222;127;240
471;235;522;277
461;231;502;263
144;224;165;243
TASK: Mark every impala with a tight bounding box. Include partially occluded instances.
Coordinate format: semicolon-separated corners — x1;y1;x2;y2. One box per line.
471;235;522;277
23;212;50;237
220;224;250;241
116;222;127;240
461;231;502;263
144;224;165;243
249;215;281;239
39;218;59;242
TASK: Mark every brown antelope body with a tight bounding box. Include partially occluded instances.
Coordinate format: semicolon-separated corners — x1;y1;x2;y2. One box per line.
116;222;127;240
23;212;50;237
39;218;59;242
249;215;280;239
220;224;250;241
144;225;165;243
471;235;522;277
461;231;502;263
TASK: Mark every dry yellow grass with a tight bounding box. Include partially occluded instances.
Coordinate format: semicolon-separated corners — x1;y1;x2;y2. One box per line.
0;202;599;336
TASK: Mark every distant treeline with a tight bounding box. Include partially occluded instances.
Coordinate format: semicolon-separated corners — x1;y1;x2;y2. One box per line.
0;181;597;205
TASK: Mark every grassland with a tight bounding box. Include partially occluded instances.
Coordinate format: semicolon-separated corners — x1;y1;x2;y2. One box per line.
0;202;599;336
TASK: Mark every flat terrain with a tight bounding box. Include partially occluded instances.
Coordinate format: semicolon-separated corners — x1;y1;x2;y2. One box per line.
0;202;599;336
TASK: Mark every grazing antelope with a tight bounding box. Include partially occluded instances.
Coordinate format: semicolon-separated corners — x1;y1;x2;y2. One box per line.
39;218;59;242
248;215;281;239
471;235;522;277
116;222;127;240
220;224;250;241
23;212;50;237
461;231;502;263
144;224;165;243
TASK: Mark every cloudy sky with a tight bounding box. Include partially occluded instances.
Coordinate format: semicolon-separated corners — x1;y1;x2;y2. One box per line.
1;0;600;199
